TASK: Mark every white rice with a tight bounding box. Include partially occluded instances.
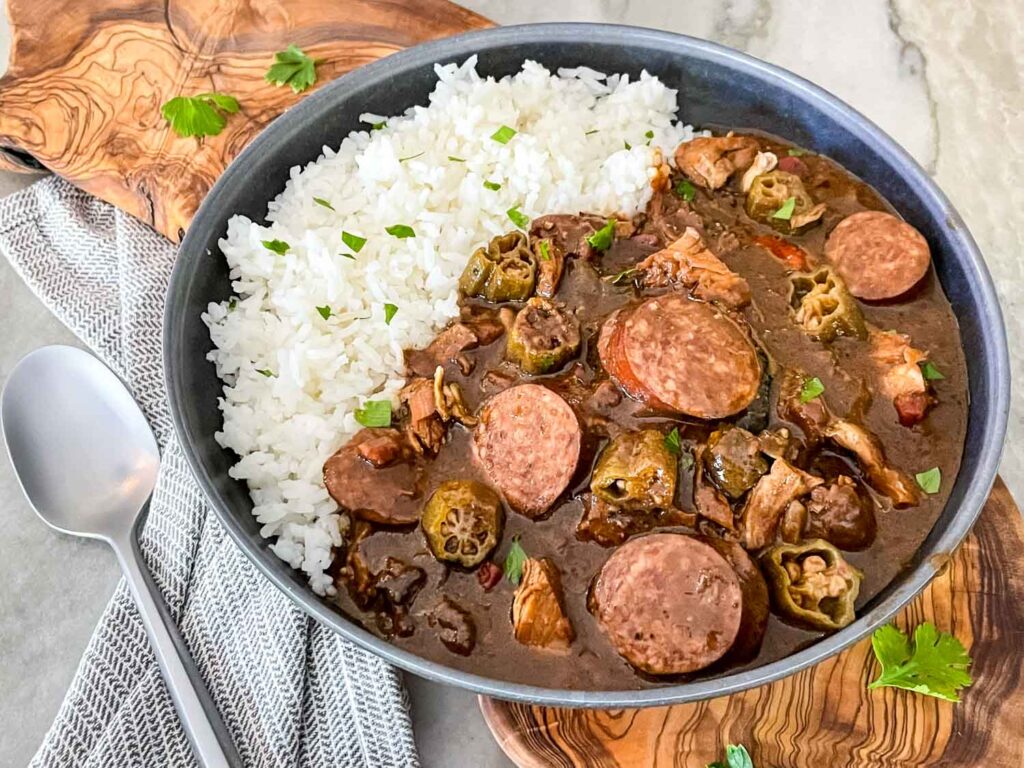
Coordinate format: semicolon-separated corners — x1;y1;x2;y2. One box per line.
203;58;695;594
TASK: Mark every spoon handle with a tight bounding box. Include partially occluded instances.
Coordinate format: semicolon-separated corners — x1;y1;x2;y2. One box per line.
111;530;241;768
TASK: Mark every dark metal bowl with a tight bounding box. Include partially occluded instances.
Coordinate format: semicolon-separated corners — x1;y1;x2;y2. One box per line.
165;24;1009;707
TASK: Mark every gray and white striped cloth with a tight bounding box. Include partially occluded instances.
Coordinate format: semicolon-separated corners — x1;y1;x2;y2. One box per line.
0;176;420;768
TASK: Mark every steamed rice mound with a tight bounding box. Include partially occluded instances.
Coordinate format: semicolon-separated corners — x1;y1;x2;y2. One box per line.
203;57;694;594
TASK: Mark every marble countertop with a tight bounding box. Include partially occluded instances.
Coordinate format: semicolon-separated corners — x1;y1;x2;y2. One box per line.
1;1;1020;765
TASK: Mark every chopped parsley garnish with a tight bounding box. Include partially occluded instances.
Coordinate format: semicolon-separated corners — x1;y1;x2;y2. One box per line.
585;129;599;135
161;92;239;138
586;219;616;252
664;427;681;455
915;467;942;494
675;179;697;203
228;297;237;311
604;268;637;285
341;231;366;253
264;44;318;93
448;155;466;162
645;129;654;144
624;140;632;150
261;239;290;255
799;376;825;403
772;196;798;221
385;224;415;239
399;151;423;162
506;206;530;230
483;180;502;191
340;253;356;261
371;121;386;131
503;535;528;586
707;744;754;768
869;622;972;702
313;197;335;211
490;125;517;144
315;305;331;320
921;361;945;381
354;399;392;428
538;240;551;261
383;303;398;324
256;368;275;378
788;148;808;157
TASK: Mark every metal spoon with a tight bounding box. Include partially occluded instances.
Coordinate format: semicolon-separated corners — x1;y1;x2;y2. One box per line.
1;346;238;767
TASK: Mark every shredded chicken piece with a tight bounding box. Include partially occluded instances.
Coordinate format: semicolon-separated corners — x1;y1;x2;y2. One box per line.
512;558;575;650
868;326;934;426
405;323;479;377
675;135;760;190
824;419;920;507
740;458;824;550
432;366;477;426
791;202;828;230
400;378;445;455
637;227;751;308
741;151;778;192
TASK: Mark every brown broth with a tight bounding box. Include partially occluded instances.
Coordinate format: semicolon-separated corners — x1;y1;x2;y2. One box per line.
326;131;968;690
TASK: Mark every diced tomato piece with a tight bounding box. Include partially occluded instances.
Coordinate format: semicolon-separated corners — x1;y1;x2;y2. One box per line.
753;235;810;272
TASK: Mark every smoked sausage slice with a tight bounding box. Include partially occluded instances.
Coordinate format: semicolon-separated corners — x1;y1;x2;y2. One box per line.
324;428;423;525
696;536;769;663
824;211;931;300
619;294;761;418
472;384;581;518
590;533;742;674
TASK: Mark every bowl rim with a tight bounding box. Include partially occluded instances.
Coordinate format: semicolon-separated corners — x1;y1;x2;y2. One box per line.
165;22;1010;707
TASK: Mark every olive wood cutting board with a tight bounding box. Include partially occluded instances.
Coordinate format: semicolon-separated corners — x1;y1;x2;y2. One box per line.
0;0;492;241
480;477;1024;768
2;3;1021;766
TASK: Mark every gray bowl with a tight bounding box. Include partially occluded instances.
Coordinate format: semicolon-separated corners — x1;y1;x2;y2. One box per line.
164;23;1009;707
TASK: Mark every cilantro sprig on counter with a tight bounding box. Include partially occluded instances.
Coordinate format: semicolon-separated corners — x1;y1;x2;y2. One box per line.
869;622;972;702
161;93;239;138
265;44;318;93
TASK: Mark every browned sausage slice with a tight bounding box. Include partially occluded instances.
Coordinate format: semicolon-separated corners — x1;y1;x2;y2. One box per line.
824;211;931;300
472;384;581;518
590;533;742;674
696;536;769;663
620;294;760;418
323;428;423;525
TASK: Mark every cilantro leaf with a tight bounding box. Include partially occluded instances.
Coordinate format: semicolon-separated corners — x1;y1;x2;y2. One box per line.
506;206;530;230
262;239;290;255
399;152;423;163
586;219;616;252
491;125;517;144
354;399;392;428
675;179;697;202
585;129;599;136
483;180;502;191
503;535;528;586
538;240;551;261
315;305;331;320
624;140;632;150
799;376;825;403
868;622;972;702
772;196;797;221
386;224;415;239
915;467;942;494
265;44;318;93
161;92;239;138
664;427;681;455
313;197;335;211
921;360;945;381
342;231;366;254
383;303;398;325
256;368;275;378
448;155;466;162
706;744;754;768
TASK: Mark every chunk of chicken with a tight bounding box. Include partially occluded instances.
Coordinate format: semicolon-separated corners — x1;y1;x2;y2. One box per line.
399;377;446;455
693;446;736;530
739;458;824;550
868;326;935;426
636;227;751;308
777;369;919;507
512;558;575;650
675;135;760;190
405;323;479;377
741;151;778;193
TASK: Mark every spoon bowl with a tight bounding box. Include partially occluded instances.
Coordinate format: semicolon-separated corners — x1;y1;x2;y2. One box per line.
1;345;159;539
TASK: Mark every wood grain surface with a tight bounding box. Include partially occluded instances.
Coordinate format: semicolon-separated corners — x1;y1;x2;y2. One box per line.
0;0;491;241
481;477;1024;767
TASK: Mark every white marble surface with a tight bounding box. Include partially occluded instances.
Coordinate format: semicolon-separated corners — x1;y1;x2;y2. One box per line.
0;1;1020;765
